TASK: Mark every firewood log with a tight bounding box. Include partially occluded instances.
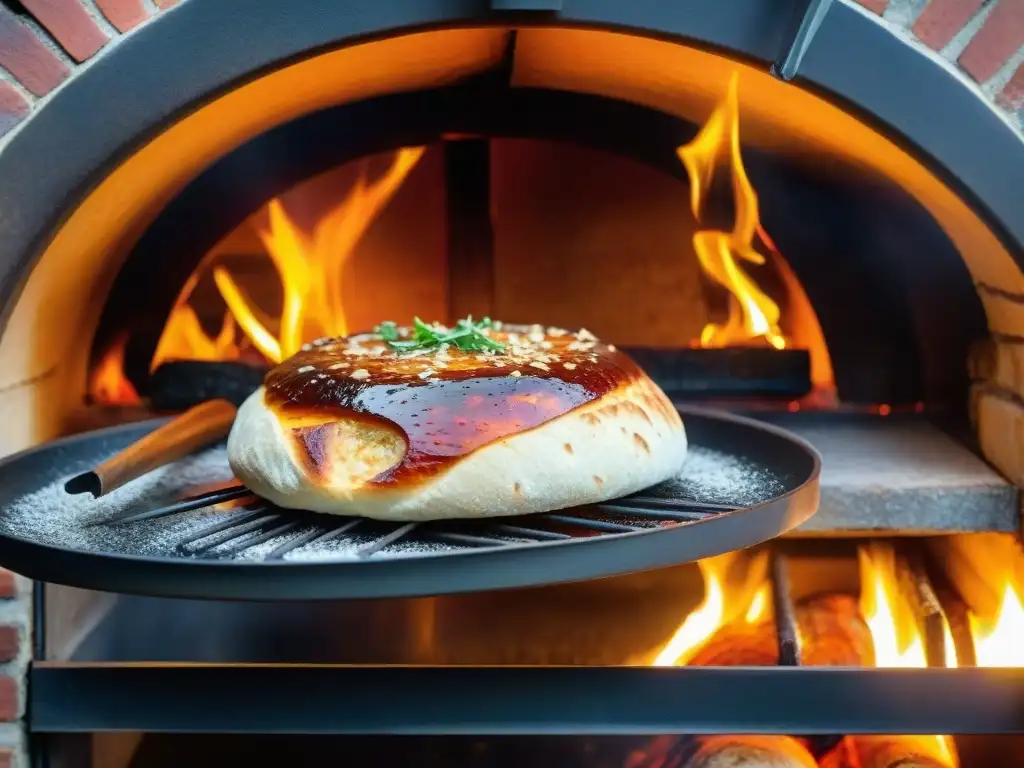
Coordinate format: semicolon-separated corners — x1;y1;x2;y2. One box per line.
819;735;955;768
626;735;817;768
689;593;874;667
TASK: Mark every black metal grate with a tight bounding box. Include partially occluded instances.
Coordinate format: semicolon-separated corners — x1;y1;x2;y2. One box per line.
0;407;820;599
87;484;736;561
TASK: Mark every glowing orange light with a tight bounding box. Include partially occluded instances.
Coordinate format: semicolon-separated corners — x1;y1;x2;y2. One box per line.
878;404;892;416
151;147;424;368
744;584;770;624
970;580;1024;668
678;73;786;351
653;552;766;666
859;544;958;766
89;333;141;405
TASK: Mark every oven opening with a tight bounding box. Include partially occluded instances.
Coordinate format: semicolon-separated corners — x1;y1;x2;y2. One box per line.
4;20;1021;768
82;52;984;425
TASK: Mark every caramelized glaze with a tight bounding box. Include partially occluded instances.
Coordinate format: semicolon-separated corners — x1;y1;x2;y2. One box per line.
262;324;644;485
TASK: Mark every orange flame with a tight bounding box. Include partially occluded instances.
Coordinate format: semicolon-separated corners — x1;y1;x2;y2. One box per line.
970;580;1024;667
678;73;786;350
858;544;958;766
652;552;767;666
150;147;425;369
89;333;141;405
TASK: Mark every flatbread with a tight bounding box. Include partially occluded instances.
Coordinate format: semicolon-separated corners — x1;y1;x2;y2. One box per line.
227;322;687;520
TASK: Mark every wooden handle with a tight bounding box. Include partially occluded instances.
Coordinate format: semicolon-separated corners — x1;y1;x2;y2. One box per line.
65;399;237;498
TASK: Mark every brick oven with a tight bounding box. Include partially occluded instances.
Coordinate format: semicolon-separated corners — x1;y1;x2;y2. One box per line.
0;0;1023;766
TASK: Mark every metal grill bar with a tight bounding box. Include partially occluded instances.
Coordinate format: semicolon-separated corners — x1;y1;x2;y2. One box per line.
356;523;419;557
596;503;715;522
175;509;271;554
85;484;733;559
541;514;640;533
85;486;252;527
266;519;363;560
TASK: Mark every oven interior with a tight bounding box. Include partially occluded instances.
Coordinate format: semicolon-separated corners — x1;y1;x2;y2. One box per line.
4;23;1024;768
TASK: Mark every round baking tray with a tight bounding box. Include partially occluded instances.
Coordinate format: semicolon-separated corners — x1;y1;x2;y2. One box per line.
0;406;819;600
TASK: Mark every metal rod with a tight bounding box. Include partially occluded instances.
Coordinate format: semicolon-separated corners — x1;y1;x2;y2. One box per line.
217;519;303;558
174;509;269;552
86;486;252;527
772;0;834;81
540;514;640;533
356;523;419;557
31;665;1024;735
265;519;363;560
771;550;801;666
487;523;571;541
430;531;510;548
624;496;738;513
596;503;713;522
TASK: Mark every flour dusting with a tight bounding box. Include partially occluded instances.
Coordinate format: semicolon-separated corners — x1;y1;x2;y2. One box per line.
0;440;789;563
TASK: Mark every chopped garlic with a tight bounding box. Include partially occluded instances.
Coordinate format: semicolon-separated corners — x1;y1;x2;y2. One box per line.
350;369;370;380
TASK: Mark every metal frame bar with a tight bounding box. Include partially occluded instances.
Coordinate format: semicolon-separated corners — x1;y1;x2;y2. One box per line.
29;664;1024;735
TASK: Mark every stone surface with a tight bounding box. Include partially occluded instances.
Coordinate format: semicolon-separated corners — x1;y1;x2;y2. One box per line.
913;0;985;50
974;389;1024;487
0;4;69;96
761;416;1020;533
957;0;1024;82
997;63;1024;110
968;338;1024;394
0;84;28;141
95;0;150;33
857;0;891;13
19;0;109;62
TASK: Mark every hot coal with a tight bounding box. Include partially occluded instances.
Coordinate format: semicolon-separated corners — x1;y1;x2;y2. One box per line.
622;347;811;399
147;361;266;410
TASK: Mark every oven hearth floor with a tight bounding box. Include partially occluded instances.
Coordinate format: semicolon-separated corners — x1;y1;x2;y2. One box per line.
756;413;1016;534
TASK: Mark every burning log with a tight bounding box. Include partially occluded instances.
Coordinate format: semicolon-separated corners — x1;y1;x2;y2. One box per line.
819;735;955;768
146;360;266;411
688;593;873;667
895;546;947;668
64;399;237;497
626;735;818;768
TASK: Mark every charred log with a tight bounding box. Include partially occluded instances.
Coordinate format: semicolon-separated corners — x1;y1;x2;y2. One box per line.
146;361;266;411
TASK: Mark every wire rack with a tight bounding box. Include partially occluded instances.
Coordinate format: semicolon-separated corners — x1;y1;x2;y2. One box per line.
87;484;737;561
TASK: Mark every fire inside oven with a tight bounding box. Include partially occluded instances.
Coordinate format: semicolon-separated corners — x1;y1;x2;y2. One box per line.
4;19;1023;768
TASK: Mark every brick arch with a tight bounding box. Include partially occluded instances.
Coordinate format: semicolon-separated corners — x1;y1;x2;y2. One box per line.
0;0;180;135
851;0;1022;118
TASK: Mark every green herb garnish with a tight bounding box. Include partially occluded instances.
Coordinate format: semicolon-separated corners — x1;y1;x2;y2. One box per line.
374;321;400;342
376;316;505;354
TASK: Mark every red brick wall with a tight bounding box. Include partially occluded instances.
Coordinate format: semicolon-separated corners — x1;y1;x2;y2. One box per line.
853;0;1023;118
0;0;1021;141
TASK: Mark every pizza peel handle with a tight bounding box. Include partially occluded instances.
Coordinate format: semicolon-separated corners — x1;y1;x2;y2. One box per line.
63;399;237;498
0;407;820;600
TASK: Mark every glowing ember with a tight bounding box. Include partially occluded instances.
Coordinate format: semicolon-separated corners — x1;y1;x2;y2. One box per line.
858;543;958;766
678;72;786;350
